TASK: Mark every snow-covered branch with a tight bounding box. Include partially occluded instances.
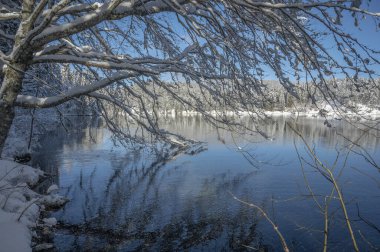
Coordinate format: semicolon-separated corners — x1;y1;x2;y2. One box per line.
0;12;20;21
30;0;191;48
32;54;160;74
0;3;20;21
15;71;138;108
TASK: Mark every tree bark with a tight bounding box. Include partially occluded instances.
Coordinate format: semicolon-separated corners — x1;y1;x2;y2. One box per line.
0;63;26;156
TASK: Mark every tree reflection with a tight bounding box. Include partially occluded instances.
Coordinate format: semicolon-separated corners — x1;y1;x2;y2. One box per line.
54;151;265;251
33;116;380;251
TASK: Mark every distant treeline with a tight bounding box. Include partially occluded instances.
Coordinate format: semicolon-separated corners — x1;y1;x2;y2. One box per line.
122;78;380;113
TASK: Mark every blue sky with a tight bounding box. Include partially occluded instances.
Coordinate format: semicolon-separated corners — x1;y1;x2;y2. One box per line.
92;2;380;82
329;1;380;76
263;2;380;81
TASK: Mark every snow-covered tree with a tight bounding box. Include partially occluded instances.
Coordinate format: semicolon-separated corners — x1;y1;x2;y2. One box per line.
0;0;379;154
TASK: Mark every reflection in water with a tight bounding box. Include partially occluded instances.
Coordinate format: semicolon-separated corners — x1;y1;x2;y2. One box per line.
160;115;380;149
35;116;380;251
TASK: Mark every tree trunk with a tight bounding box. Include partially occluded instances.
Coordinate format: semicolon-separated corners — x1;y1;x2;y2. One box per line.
0;63;26;156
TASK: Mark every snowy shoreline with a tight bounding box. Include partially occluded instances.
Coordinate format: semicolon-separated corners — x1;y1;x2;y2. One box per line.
141;103;380;121
0;159;67;252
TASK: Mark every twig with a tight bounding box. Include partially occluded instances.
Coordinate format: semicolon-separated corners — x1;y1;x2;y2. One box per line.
17;197;40;222
229;191;290;252
288;122;359;252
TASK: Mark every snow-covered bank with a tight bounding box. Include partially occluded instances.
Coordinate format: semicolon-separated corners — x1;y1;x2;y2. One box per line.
123;103;380;121
0;159;67;252
265;103;380;121
2;96;87;159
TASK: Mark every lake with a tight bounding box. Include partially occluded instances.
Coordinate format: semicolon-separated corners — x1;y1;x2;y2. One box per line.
33;116;380;251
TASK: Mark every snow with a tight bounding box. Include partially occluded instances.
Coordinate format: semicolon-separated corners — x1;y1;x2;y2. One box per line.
1;107;59;158
46;184;59;194
264;103;380;120
34;243;54;251
0;160;41;251
0;159;67;252
40;194;68;208
42;217;57;227
0;160;43;185
151;103;380;121
0;209;32;252
15;71;135;108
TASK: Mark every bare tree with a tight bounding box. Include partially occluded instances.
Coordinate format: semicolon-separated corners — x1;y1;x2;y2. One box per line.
0;0;379;154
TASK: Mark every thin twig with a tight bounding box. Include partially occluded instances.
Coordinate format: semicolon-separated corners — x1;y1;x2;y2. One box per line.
229;191;290;252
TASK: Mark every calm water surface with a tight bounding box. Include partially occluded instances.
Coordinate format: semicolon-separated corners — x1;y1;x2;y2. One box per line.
34;116;380;251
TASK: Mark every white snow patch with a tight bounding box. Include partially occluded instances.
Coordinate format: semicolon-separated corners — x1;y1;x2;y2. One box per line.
124;105;380;121
42;217;57;227
0;209;32;252
0;159;67;252
46;184;59;194
0;160;42;251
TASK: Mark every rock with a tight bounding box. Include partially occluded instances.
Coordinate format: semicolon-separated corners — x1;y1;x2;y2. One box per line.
14;153;32;164
34;243;54;251
41;226;53;237
40;194;69;209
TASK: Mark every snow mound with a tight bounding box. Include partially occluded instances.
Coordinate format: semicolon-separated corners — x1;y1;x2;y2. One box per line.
0;160;42;252
46;184;59;194
0;209;32;252
0;159;43;186
42;217;57;227
0;159;67;252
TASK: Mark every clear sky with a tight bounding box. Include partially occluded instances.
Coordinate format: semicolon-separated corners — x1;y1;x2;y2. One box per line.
262;1;380;81
328;1;380;77
104;2;380;82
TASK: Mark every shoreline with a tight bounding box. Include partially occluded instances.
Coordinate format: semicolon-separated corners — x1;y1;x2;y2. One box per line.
0;159;68;252
110;103;380;121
